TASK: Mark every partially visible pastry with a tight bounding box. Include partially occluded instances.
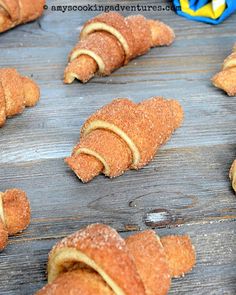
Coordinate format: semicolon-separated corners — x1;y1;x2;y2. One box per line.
36;224;196;295
47;224;145;295
160;235;196;278
126;230;196;295
0;68;40;127
0;0;45;33
126;230;171;295
229;159;236;192
0;189;31;251
36;269;115;295
212;44;236;96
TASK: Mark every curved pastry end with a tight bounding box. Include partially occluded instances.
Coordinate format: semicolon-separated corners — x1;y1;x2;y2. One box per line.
22;77;40;107
148;19;175;47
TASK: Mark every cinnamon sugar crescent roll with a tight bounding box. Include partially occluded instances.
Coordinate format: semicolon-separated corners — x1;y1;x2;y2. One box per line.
47;224;145;295
37;225;196;295
65;97;184;182
212;44;236;96
0;189;31;251
0;0;45;33
0;68;40;127
64;12;175;83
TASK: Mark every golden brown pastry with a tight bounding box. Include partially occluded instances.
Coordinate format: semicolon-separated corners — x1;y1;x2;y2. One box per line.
46;224;145;295
36;269;115;295
229;159;236;192
64;12;175;84
0;0;45;33
212;44;236;96
126;230;171;295
0;189;31;251
160;235;196;278
126;230;196;295
0;68;40;127
65;97;184;182
36;225;196;295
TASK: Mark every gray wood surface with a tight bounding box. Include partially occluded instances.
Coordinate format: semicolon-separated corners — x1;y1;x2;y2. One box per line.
0;0;235;294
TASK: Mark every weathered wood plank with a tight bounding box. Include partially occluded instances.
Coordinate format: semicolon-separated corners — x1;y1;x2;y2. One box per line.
0;85;235;163
0;144;235;242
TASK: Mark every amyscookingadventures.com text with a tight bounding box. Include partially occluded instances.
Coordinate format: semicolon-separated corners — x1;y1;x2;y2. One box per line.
44;4;180;13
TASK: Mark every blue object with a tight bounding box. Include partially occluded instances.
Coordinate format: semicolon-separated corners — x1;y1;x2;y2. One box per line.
173;0;236;24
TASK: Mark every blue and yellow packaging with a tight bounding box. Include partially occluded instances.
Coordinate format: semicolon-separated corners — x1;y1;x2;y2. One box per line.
173;0;236;24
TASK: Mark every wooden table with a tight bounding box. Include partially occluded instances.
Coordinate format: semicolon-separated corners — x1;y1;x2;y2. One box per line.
0;0;235;294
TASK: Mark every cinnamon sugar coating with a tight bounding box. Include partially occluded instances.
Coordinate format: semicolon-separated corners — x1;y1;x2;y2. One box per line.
0;189;31;251
82;98;157;169
0;220;8;251
147;20;175;47
21;76;40;107
36;269;115;295
48;224;145;295
161;235;196;278
0;0;20;21
70;32;124;76
126;230;171;295
2;189;31;235
80;12;135;63
66;153;103;183
66;97;183;182
73;129;132;178
64;55;97;84
212;68;236;96
0;68;25;117
126;15;152;58
0;0;45;33
0;82;6;126
0;68;40;127
64;12;175;84
212;44;236;96
37;225;196;294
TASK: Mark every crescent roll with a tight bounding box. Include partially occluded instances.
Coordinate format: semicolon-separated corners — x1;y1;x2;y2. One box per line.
65;97;184;182
64;12;175;84
37;225;196;295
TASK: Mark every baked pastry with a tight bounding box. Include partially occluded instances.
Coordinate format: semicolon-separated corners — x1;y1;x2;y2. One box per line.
64;12;175;83
44;224;146;295
0;68;40;127
126;230;171;295
65;97;184;182
126;230;196;295
0;0;45;33
0;189;31;251
229;159;236;192
36;269;115;295
36;224;196;295
212;44;236;96
160;235;196;278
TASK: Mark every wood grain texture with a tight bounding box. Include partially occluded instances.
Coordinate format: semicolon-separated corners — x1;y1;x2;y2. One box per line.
0;0;235;294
